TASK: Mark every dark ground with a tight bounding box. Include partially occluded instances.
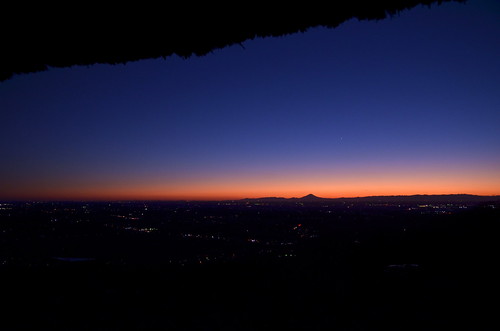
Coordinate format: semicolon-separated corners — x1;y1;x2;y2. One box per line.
1;198;499;330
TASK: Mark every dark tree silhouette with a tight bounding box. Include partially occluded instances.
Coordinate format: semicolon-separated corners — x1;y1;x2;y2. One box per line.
1;0;465;81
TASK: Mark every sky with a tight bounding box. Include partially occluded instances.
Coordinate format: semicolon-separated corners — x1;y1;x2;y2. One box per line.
1;0;500;200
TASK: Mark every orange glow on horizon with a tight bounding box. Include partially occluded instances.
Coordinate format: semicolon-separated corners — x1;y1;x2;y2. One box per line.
2;166;499;201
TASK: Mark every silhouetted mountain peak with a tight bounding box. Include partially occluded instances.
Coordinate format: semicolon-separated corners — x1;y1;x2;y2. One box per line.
300;194;322;200
239;193;500;204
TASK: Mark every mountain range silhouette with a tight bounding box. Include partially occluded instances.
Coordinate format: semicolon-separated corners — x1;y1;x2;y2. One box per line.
241;194;500;204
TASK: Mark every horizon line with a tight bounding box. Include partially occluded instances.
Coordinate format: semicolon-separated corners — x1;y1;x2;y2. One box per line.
2;193;500;203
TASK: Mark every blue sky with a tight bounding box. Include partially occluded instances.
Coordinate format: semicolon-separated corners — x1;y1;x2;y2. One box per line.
1;0;499;199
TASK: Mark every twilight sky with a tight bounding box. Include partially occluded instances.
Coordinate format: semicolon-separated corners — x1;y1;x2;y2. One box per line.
1;0;500;200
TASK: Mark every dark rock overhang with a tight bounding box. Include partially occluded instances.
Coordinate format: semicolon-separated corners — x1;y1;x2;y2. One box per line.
1;0;465;81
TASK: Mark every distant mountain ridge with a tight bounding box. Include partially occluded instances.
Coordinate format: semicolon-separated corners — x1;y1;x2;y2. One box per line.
242;194;500;204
